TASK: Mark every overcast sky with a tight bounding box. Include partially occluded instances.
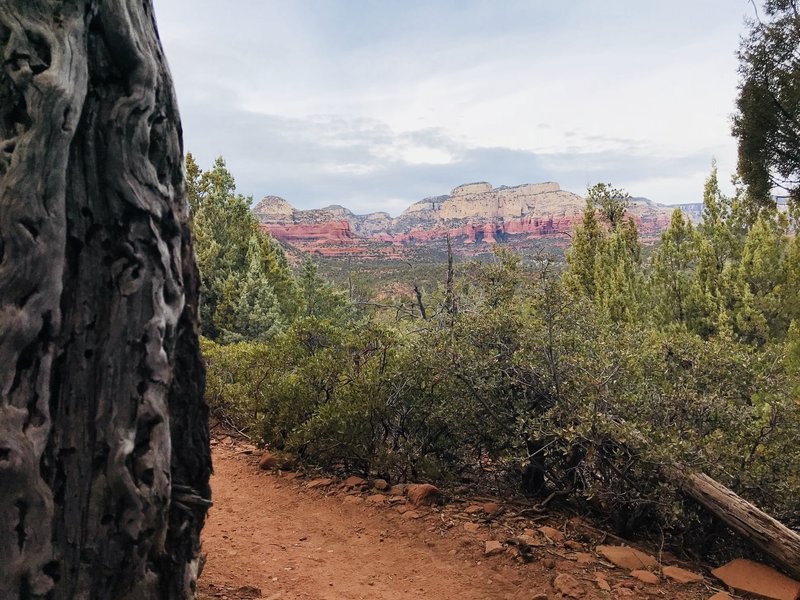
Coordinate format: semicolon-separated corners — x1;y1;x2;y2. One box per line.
153;1;754;215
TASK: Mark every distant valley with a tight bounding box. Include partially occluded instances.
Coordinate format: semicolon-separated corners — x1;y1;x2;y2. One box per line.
254;181;700;258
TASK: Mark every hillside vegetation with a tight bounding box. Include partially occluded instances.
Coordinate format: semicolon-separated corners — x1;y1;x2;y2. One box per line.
191;154;799;558
189;0;800;562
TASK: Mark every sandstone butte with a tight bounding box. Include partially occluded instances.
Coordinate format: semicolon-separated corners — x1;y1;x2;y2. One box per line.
253;181;691;258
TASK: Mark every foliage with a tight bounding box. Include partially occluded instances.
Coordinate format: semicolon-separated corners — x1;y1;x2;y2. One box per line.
197;157;799;552
187;154;300;341
565;183;643;322
733;0;800;214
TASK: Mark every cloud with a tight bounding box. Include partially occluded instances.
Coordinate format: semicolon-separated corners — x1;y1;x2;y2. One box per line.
180;103;726;215
154;1;751;215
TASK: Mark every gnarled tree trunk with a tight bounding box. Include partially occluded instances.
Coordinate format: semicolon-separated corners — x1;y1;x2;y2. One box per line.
0;2;211;598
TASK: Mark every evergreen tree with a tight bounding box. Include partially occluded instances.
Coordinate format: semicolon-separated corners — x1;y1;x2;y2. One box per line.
650;209;696;326
186;151;202;214
188;155;299;340
215;237;285;343
732;213;790;343
298;256;351;323
566;184;643;322
565;196;602;298
593;182;631;231
733;0;800;212
593;217;643;323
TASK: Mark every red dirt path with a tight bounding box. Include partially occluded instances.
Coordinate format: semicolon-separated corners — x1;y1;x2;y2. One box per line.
197;442;720;600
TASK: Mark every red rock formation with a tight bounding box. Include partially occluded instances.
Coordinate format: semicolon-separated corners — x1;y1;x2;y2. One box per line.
254;182;678;258
262;220;355;244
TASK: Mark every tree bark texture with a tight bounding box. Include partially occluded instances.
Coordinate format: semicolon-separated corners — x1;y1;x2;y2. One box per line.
0;2;211;598
678;472;800;580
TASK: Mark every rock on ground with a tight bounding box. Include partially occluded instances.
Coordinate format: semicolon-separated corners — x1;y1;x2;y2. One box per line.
553;572;584;598
663;565;704;584
484;541;504;556
407;483;443;507
711;558;800;600
596;545;658;570
631;569;659;584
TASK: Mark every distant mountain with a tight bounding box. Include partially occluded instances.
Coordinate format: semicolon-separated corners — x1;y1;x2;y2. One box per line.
253;182;677;258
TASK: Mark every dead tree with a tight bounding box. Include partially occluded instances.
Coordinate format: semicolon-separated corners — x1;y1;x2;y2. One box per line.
676;471;800;580
0;2;211;598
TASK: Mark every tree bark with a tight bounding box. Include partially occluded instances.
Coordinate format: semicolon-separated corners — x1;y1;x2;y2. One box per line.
676;471;800;580
0;2;211;598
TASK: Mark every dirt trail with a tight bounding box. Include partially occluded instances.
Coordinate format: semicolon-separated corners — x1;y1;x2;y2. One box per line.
198;442;714;600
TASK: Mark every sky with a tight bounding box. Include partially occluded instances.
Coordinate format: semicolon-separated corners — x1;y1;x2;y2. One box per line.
153;1;755;215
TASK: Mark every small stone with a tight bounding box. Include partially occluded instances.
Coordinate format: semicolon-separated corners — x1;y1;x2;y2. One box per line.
707;593;733;600
595;574;611;591
483;502;501;514
463;522;481;533
553;572;584;598
631;569;659;585
542;558;556;570
484;541;504;556
372;478;389;491
464;505;483;514
574;552;594;564
281;472;300;480
367;494;386;504
343;475;366;488
614;588;635;597
538;526;565;542
565;540;583;551
258;451;278;470
531;594;548;600
712;558;800;600
662;565;704;584
402;510;423;520
306;478;333;489
407;483;443;507
596;545;657;570
343;495;363;505
388;484;407;495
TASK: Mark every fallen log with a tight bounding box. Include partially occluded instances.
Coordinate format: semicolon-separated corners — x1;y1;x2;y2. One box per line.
675;470;800;580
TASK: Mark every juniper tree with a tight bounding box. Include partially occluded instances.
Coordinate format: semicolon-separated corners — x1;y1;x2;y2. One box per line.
0;2;209;597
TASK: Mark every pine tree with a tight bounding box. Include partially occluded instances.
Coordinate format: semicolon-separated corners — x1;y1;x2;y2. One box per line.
565;184;643;322
187;155;300;340
186;151;202;214
733;213;790;343
593;217;643;323
565;196;602;298
298;256;351;323
650;209;696;326
733;0;800;212
215;237;285;343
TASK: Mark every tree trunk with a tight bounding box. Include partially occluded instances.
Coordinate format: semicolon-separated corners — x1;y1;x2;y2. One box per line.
677;471;800;580
0;2;211;598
